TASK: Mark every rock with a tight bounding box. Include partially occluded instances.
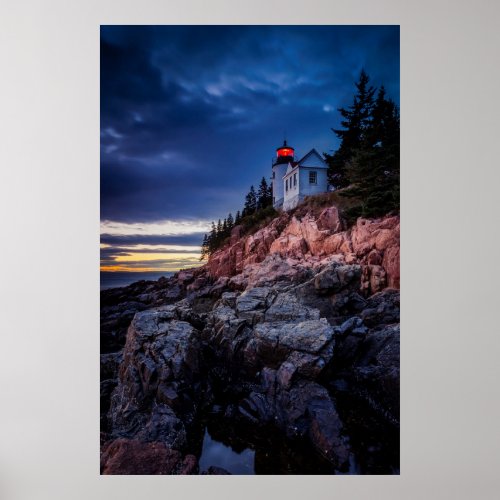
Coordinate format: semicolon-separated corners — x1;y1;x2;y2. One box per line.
256;319;333;354
135;404;187;449
242;318;335;375
107;309;202;445
360;289;400;327
361;264;387;295
258;378;349;469
264;293;320;322
205;210;399;297
269;233;309;259
314;265;342;294
100;438;197;475
316;206;343;232
314;263;362;295
367;249;383;265
100;351;123;380
308;397;350;469
220;291;238;309
351;324;400;423
277;361;297;389
240;254;312;290
286;351;328;379
235;286;274;323
382;245;400;289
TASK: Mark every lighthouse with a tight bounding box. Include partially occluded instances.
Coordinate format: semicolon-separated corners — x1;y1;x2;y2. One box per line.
271;139;330;211
272;140;295;209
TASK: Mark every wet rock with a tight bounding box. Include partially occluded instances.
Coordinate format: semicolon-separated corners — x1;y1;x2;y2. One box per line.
242;378;350;470
308;397;349;469
100;438;197;475
135;403;187;449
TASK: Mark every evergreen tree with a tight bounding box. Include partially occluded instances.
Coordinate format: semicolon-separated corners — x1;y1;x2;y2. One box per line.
216;219;223;245
342;86;400;217
208;222;217;253
257;177;271;209
235;210;241;225
200;233;208;260
227;212;234;229
243;185;257;216
325;69;375;188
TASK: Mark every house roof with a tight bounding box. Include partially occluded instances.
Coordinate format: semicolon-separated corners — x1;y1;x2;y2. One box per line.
282;148;327;178
296;148;327;168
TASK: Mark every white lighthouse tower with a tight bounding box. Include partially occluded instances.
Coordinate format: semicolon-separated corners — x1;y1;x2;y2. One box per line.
272;140;295;209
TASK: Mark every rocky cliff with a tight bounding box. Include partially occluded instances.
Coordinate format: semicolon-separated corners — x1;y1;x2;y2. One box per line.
206;207;399;294
100;205;400;475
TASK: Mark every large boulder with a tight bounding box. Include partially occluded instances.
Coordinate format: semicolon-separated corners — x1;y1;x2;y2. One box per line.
314;263;362;295
107;308;202;446
240;375;350;470
242;318;335;374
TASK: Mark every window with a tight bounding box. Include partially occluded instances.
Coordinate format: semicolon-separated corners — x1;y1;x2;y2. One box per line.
309;171;317;184
294;173;297;187
272;171;275;179
286;179;288;191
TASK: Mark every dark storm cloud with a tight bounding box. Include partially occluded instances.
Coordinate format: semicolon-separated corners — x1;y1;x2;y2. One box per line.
101;25;399;223
100;233;206;247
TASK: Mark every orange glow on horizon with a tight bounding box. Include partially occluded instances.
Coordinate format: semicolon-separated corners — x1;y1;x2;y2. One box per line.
100;261;206;272
114;252;201;263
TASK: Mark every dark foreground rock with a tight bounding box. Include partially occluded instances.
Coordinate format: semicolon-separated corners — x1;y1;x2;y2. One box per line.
100;438;197;475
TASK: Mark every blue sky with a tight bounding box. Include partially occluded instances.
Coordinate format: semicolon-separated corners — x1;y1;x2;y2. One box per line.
100;25;399;271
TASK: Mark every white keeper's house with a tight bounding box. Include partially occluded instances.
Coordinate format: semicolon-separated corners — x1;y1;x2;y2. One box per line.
271;140;330;211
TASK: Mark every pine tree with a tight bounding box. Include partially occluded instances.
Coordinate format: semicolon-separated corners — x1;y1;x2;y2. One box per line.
200;233;208;260
208;222;217;253
227;212;234;229
216;219;223;245
235;210;241;225
325;69;375;188
342;86;400;218
257;177;271;209
243;185;257;216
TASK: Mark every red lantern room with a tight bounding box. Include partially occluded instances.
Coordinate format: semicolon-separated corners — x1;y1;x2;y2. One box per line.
275;139;294;165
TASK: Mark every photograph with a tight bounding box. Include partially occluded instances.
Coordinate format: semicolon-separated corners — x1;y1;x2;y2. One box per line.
100;25;400;475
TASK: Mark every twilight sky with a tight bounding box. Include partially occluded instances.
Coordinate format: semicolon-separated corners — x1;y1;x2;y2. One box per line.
100;25;399;272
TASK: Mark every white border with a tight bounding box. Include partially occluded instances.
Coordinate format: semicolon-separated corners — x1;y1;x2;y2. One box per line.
1;1;500;499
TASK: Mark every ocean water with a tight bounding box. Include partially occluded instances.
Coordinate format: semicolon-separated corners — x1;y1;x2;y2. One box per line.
100;271;174;290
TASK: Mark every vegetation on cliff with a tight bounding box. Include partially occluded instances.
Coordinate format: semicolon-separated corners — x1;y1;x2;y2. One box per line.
325;70;400;219
201;177;275;259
